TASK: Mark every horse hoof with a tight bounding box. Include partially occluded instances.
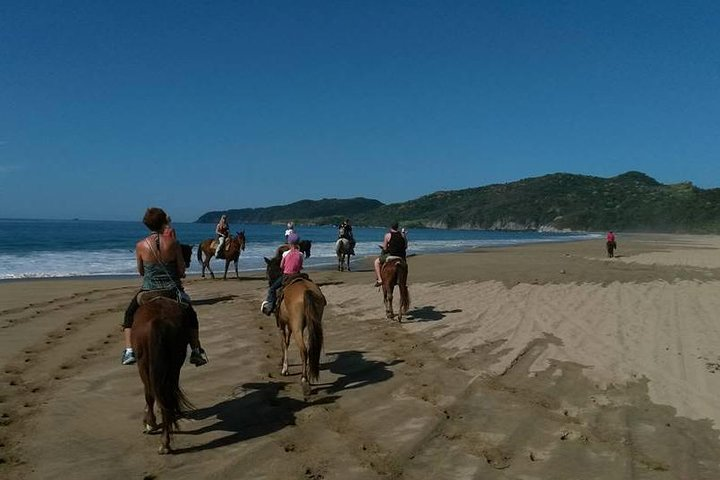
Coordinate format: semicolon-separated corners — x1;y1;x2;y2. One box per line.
301;378;311;397
282;370;289;376
158;445;170;455
144;423;160;434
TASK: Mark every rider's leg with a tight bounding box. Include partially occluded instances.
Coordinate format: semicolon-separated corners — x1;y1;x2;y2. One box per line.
215;237;224;257
374;257;383;286
121;295;139;365
262;276;283;315
186;306;207;366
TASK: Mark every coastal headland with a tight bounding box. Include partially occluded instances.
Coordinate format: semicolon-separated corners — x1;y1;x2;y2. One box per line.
2;234;720;479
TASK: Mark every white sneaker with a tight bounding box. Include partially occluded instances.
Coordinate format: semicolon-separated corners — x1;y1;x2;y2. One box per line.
260;301;271;315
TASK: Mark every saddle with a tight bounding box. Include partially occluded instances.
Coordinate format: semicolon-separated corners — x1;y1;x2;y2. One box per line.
282;272;310;287
384;255;405;263
137;289;176;306
137;289;191;308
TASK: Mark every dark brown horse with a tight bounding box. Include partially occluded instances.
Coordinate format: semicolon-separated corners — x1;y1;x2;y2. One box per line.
275;239;312;259
606;240;617;258
264;255;325;397
180;244;193;268
380;258;410;322
197;231;246;279
131;297;193;454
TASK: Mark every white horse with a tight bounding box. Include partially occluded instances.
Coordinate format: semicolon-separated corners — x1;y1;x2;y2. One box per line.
335;238;352;271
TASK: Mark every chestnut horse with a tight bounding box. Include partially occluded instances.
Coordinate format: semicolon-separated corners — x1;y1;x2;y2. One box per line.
335;238;351;271
264;254;325;396
380;258;410;322
131;297;193;454
197;231;246;280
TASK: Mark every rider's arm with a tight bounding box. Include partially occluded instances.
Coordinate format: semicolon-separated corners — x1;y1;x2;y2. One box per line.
381;232;391;251
135;244;144;276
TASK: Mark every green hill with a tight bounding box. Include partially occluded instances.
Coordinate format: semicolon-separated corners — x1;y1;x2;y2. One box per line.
196;172;720;232
195;197;384;225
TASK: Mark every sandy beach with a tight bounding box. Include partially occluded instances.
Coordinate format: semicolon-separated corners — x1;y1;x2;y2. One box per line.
2;234;720;479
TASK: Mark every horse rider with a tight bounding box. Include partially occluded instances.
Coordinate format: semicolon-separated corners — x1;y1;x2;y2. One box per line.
338;218;356;255
261;233;304;315
215;214;230;258
606;230;617;251
121;207;207;366
606;230;616;245
284;221;296;243
373;221;407;287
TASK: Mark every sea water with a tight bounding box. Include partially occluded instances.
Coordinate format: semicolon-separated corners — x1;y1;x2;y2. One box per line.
0;219;599;279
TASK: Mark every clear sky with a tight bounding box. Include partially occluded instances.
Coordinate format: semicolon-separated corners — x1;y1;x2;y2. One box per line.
1;1;719;221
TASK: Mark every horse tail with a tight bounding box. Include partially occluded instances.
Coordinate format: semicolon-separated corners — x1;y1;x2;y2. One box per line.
397;262;410;314
149;314;192;431
304;288;325;382
197;242;203;263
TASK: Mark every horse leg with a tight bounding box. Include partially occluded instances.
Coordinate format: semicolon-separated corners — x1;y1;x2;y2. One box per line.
384;286;394;320
292;326;311;396
159;416;171;455
280;325;290;376
141;373;159;433
205;254;216;279
346;254;351;272
234;259;239;279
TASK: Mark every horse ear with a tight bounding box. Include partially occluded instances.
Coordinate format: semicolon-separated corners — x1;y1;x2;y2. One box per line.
264;257;270;264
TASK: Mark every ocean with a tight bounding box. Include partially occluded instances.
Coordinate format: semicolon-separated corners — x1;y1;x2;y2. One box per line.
0;219;599;279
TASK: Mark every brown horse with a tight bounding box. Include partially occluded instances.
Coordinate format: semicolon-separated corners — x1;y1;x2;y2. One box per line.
335;238;352;271
131;297;193;454
380;258;410;322
197;231;246;279
264;255;325;396
606;240;617;258
275;239;312;259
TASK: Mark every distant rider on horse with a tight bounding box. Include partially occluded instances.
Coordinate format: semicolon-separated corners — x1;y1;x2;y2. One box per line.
215;214;230;258
261;233;304;315
121;207;207;366
284;221;296;243
338;218;356;255
373;222;407;287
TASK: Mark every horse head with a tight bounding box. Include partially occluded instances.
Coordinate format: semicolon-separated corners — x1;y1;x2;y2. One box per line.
180;243;193;268
236;230;246;251
299;239;312;258
264;256;282;286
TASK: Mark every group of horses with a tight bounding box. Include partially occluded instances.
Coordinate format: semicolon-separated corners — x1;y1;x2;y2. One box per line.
130;230;410;454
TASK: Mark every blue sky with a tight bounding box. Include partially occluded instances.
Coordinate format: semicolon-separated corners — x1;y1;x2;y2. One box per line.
1;1;719;221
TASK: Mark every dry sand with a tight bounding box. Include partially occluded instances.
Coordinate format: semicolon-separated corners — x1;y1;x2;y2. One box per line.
2;234;720;479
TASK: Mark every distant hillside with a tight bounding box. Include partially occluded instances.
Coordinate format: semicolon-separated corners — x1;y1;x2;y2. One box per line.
196;197;384;225
355;171;720;232
196;172;720;233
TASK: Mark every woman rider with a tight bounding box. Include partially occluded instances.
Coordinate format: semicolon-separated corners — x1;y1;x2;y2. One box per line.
121;207;207;366
373;222;407;286
215;214;230;258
